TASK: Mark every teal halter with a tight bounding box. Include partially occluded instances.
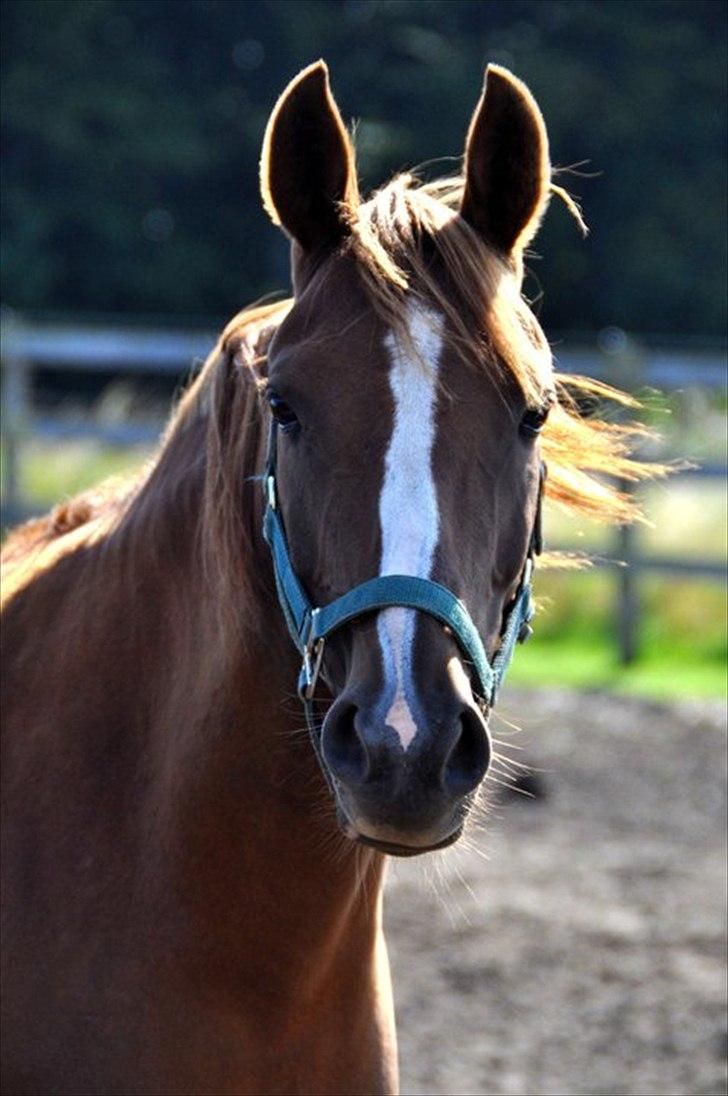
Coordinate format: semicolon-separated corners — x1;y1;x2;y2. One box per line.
262;422;542;736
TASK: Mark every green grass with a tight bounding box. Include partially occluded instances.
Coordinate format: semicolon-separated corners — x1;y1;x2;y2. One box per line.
509;571;726;699
2;437;726;701
7;438;154;506
508;635;726;699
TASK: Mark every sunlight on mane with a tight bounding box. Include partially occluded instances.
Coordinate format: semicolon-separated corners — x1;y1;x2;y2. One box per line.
340;171;666;532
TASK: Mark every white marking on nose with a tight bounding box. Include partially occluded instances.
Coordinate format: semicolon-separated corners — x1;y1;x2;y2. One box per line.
447;655;475;705
377;304;443;750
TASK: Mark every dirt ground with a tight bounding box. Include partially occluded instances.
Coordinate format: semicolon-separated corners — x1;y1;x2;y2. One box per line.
384;690;727;1096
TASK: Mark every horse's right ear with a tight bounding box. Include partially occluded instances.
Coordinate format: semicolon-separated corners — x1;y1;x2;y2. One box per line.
260;61;358;255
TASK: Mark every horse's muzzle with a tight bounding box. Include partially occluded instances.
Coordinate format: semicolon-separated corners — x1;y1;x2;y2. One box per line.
320;691;491;855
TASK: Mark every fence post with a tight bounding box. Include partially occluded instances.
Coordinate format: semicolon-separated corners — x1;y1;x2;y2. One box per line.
598;328;646;665
1;309;32;528
616;479;639;665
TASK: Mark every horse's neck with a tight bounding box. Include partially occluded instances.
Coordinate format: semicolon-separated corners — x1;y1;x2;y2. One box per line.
1;380;389;1087
115;385;385;996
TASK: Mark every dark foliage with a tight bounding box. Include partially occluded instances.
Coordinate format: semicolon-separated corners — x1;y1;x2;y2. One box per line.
1;0;726;336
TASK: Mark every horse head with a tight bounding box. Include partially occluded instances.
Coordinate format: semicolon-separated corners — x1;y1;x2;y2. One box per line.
258;61;555;855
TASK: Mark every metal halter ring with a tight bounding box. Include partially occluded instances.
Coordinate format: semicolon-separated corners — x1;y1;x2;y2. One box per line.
299;616;325;701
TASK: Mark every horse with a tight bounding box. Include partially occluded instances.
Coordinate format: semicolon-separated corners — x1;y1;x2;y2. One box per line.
1;62;657;1095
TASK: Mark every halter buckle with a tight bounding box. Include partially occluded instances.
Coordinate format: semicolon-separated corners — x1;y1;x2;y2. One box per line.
266;475;277;510
300;637;325;701
299;610;325;701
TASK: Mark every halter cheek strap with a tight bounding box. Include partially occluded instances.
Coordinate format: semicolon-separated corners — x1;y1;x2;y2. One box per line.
262;422;542;723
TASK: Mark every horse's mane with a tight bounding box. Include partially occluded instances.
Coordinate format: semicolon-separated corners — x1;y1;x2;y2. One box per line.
343;172;662;528
0;302;283;619
2;171;662;599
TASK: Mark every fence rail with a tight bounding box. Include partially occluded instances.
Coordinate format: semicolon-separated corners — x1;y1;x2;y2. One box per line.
2;315;726;663
3;321;727;386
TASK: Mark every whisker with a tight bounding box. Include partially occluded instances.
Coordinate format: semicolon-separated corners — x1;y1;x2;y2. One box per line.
490;711;524;734
491;735;527;752
456;833;491;867
492;751;533;773
488;774;536;800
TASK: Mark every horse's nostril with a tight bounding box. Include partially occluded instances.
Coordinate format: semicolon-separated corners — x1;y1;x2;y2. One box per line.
443;706;491;795
321;703;368;785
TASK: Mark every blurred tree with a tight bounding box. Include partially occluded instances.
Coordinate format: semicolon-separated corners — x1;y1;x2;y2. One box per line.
1;0;726;337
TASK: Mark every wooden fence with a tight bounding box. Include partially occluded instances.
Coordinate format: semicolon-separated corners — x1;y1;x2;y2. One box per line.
1;312;726;663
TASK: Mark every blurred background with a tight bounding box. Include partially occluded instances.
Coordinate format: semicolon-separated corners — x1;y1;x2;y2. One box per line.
1;4;726;1093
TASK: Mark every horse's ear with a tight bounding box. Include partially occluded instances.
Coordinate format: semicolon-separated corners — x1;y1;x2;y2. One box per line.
460;65;550;255
260;60;358;254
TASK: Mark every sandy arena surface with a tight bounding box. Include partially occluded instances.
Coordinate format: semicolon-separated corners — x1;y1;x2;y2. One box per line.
384;689;727;1096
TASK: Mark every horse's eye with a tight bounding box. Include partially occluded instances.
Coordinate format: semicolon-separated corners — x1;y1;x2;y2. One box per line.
519;401;551;439
266;390;299;431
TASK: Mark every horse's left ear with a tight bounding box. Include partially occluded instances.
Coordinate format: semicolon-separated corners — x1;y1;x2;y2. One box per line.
460;65;550;255
260;60;358;255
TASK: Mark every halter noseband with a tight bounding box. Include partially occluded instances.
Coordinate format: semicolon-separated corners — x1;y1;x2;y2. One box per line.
262;421;543;749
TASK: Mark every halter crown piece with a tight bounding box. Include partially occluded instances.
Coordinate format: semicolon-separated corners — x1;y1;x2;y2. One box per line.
262;421;542;753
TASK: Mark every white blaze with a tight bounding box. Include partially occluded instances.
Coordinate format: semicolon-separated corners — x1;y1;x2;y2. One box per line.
377;305;443;750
